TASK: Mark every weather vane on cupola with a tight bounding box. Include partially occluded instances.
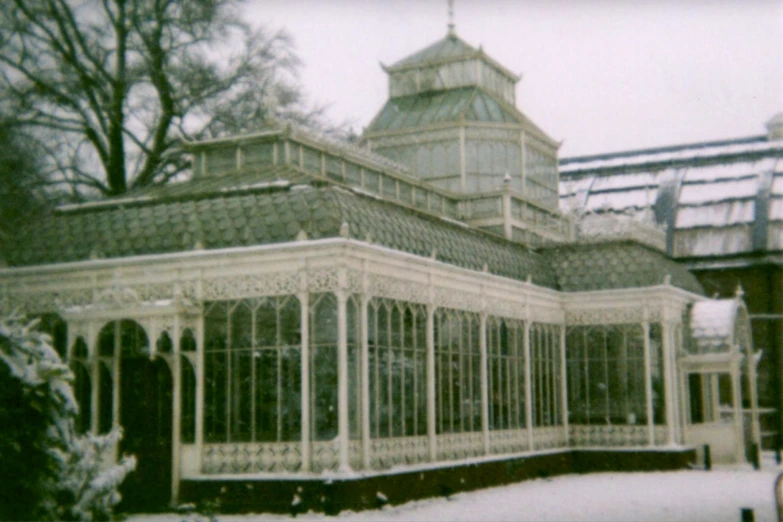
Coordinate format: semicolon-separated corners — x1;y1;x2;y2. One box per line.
447;0;456;37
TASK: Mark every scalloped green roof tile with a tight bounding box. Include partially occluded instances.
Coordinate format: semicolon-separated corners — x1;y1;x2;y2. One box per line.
542;242;703;295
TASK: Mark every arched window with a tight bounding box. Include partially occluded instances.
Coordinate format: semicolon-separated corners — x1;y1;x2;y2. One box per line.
156;331;173;354
310;293;338;442
181;355;197;444
72;336;89;359
36;313;67;360
566;324;644;427
530;323;562;428
487;317;526;431
367;298;427;440
434;308;481;437
98;364;113;434
71;337;91;434
203;296;302;444
95;320;150;434
180;329;196;352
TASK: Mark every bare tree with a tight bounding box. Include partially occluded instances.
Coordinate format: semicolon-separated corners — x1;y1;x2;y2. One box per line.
0;0;322;198
0;114;52;244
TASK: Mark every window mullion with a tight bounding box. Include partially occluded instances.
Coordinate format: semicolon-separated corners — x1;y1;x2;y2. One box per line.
400;306;406;437
226;308;232;442
276;300;284;443
386;306;393;438
251;303;257;443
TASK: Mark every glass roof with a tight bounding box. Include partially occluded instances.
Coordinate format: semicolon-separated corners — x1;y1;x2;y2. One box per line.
389;33;477;70
368;87;519;132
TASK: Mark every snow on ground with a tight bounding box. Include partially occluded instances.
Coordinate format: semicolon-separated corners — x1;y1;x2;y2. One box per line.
130;456;783;522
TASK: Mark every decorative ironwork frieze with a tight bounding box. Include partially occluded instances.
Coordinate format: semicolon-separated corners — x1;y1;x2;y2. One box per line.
202;272;301;300
368;273;428;304
370;436;429;470
568;425;650;447
566;307;647;326
436;432;484;461
485;299;524;321
434;286;483;312
489;429;530;454
533;426;568;450
202;443;303;474
310;441;340;473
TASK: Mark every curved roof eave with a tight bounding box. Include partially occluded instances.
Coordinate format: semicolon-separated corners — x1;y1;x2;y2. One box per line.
6;182;559;289
542;240;704;295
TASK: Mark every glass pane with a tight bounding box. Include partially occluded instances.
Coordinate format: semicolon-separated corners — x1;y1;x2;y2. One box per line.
256;349;278;441
205;350;228;442
255;298;277;346
364;170;380;193
98;323;115;357
345;162;361;185
230;349;252;441
311;345;338;441
120;320;148;357
205;302;228;351
98;364;113;434
279;296;301;346
37;313;67;360
180;329;197;352
310;293;338;441
72;337;88;359
181;357;197;443
72;362;91;434
649;323;666;424
281;347;302;441
157;332;173;354
312;294;338;345
230;302;253;349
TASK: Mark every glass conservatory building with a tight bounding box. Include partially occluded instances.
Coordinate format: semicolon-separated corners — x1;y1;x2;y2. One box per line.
0;30;761;512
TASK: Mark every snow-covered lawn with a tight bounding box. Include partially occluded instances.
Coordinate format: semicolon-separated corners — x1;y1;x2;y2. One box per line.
131;457;783;522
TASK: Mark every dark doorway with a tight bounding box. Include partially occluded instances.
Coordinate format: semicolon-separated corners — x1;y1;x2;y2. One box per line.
118;355;173;512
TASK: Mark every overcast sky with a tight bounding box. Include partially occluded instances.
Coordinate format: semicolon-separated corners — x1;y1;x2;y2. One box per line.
245;0;783;157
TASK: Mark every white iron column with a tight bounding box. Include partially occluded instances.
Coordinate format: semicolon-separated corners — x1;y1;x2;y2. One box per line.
171;315;182;503
195;278;206;466
673;326;684;444
337;281;350;471
89;321;99;434
731;359;744;463
360;291;371;470
747;340;761;455
559;324;569;445
194;313;205;442
524;321;534;450
678;354;689;444
643;317;654;445
479;311;489;455
662;321;677;445
112;320;121;429
299;282;311;472
427;304;437;462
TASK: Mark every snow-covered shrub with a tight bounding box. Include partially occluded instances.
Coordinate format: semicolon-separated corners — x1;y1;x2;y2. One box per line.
0;315;135;521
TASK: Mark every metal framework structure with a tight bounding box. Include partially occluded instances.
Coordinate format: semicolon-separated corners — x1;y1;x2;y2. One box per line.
0;27;764;508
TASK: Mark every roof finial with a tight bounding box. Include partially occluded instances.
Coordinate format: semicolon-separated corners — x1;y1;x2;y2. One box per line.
447;0;456;37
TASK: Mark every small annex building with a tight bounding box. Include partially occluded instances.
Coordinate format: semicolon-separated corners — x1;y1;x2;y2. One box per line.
0;29;762;513
560;114;783;452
